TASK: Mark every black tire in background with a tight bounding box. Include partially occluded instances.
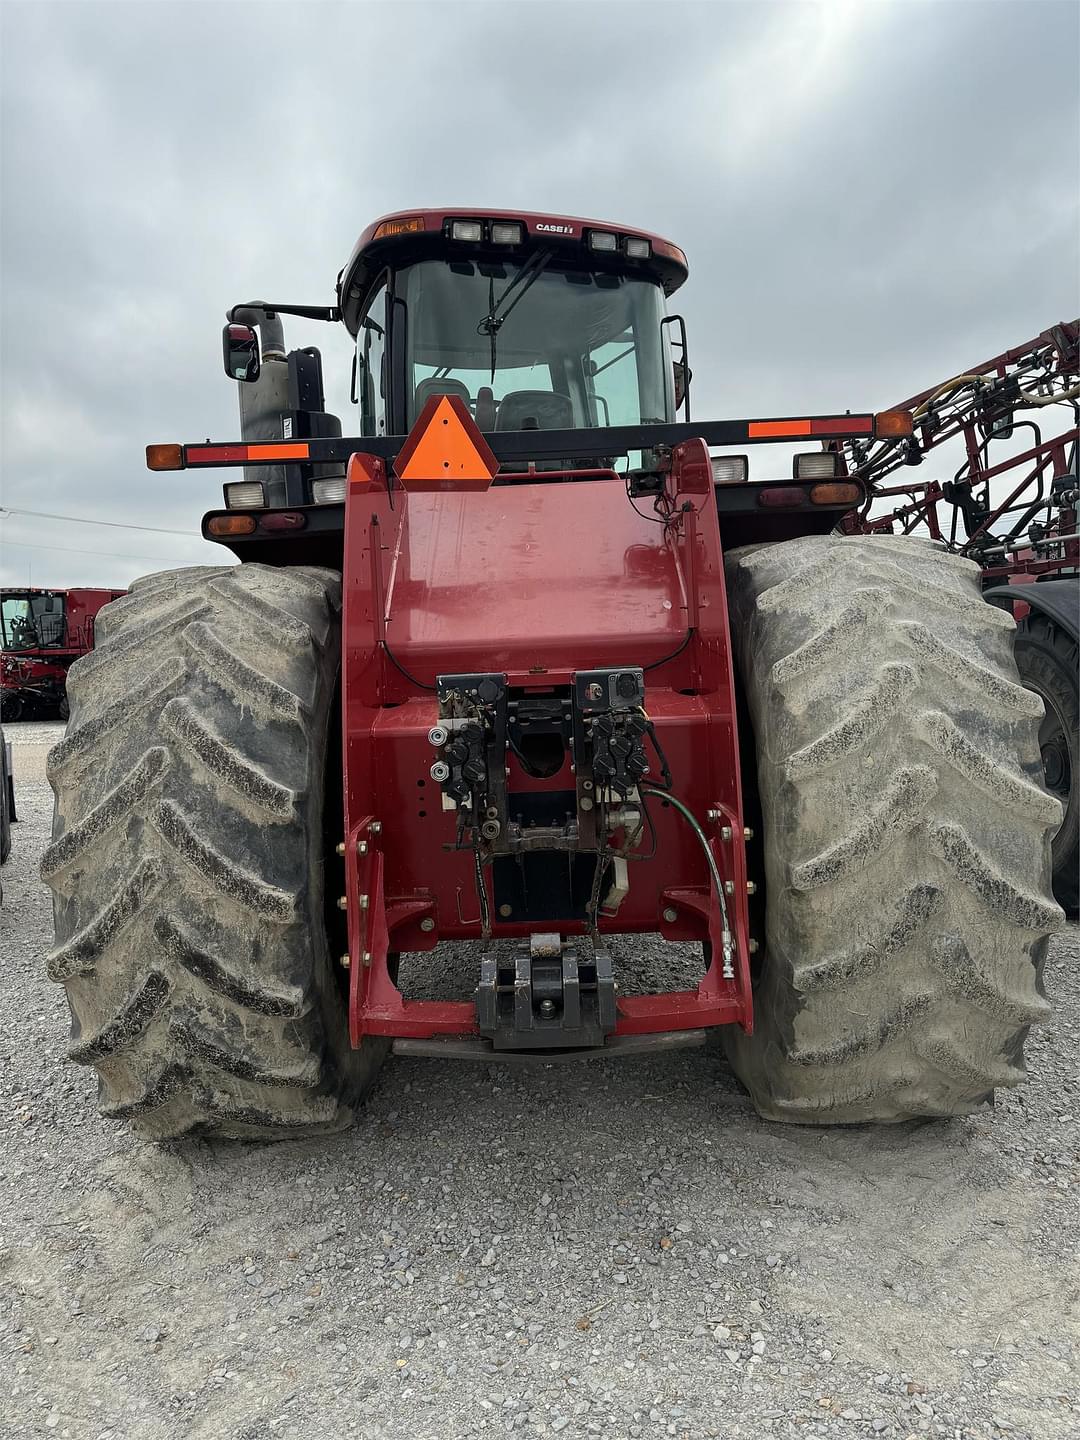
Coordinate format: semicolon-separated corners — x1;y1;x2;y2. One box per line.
1013;612;1079;915
725;535;1063;1124
42;564;388;1139
1;725;11;867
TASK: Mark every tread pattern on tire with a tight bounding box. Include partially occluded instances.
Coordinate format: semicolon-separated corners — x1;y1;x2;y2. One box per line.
44;563;386;1139
723;535;1064;1123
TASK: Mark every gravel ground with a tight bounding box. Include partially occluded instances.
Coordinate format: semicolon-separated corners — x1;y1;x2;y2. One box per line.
1;719;1077;1440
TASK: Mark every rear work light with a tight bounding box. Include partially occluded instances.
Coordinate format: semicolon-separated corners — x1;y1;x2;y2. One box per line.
451;220;483;242
793;452;840;480
810;482;861;506
588;231;618;252
374;216;424;239
146;443;183;471
712;455;749;485
224;481;266;509
625;237;651;259
312;478;347;504
207;514;256;536
490;221;523;245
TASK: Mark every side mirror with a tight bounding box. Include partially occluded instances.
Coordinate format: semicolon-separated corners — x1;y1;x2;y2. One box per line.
673;360;691;411
223;323;261;383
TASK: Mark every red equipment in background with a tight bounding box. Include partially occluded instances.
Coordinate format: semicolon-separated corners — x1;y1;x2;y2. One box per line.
1;587;126;721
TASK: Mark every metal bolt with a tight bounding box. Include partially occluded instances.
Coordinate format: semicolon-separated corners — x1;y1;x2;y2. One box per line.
335;841;346;857
720;825;732;841
707;809;720;821
340;953;351;969
362;951;372;967
746;880;757;895
580;797;594;811
358;841;368;856
748;939;759;954
370;820;382;836
662;906;678;923
538;999;556;1018
359;894;369;910
498;903;513;918
744;827;753;840
724;880;734;895
419;917;435;933
337;895;348;910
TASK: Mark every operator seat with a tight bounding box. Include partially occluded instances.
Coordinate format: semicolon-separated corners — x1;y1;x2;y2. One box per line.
495;391;574;431
412;377;472;424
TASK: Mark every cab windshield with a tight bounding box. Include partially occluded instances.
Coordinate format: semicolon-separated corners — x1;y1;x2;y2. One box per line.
391;258;673;434
1;593;64;651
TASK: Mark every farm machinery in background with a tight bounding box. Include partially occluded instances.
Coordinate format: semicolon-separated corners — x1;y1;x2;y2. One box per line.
1;586;126;722
834;321;1078;911
41;209;1065;1142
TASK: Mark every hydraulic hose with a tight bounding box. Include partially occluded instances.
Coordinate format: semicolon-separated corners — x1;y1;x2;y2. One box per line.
640;786;736;980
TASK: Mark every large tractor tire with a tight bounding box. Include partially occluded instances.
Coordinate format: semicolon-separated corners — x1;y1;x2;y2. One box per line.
1012;612;1078;915
724;535;1064;1124
42;564;388;1140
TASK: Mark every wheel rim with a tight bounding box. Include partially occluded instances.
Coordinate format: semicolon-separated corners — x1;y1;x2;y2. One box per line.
1030;679;1071;837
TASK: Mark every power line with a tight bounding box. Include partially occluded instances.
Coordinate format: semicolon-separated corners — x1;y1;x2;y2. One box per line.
0;506;190;536
2;538;200;565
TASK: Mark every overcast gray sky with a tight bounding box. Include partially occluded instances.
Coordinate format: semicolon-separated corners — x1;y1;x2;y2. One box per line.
1;0;1077;589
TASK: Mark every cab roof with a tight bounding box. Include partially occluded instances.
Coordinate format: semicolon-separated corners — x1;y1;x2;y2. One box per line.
337;208;689;335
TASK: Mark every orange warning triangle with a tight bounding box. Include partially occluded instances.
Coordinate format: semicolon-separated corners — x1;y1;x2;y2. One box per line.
394;394;499;491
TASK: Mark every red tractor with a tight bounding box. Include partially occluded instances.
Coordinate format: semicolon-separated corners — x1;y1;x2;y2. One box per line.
42;210;1064;1140
1;586;126;722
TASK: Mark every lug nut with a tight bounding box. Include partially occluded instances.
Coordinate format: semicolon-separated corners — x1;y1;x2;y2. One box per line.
419;917;435;933
662;906;678;923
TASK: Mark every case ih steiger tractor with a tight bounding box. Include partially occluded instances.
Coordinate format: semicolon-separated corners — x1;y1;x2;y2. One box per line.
2;586;125;722
43;209;1065;1140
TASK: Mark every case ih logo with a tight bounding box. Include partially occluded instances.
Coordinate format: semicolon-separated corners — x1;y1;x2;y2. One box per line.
535;222;575;235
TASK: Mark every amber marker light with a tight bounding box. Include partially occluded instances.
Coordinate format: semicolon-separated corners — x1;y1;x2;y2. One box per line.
374;216;424;239
874;410;914;438
207;514;257;536
146;443;184;471
810;483;862;506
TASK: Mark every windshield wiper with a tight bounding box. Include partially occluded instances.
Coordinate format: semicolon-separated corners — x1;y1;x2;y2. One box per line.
475;249;553;381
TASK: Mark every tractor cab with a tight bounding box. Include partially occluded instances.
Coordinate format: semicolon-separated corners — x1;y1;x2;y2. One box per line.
1;589;65;652
337;211;691;441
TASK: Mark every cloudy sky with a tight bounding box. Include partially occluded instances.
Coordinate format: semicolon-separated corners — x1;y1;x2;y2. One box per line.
1;0;1077;589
